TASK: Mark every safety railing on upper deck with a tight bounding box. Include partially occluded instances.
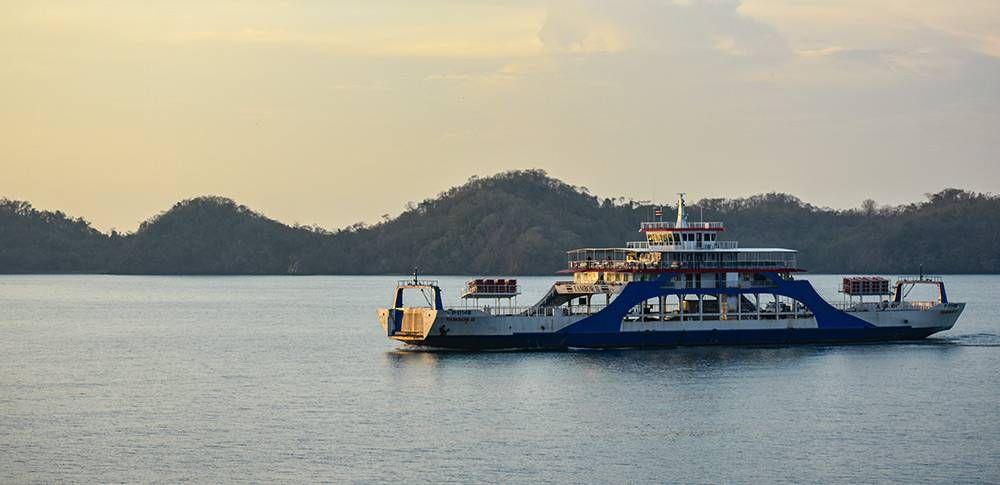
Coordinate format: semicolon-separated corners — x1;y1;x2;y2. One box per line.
464;279;519;297
397;279;439;287
466;304;610;317
894;275;943;283
828;300;938;312
626;241;739;250
640;221;725;230
567;260;796;272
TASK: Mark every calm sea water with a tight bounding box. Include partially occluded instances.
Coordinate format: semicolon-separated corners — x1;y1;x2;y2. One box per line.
1;274;998;483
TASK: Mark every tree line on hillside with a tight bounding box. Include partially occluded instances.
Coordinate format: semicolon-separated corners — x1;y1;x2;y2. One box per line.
2;170;998;274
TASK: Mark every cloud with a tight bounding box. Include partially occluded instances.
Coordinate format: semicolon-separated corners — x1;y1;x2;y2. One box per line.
12;2;550;60
537;1;628;54
424;68;521;84
173;26;546;59
739;0;1000;58
794;46;847;59
713;35;751;56
538;0;791;61
750;45;966;86
418;1;794;88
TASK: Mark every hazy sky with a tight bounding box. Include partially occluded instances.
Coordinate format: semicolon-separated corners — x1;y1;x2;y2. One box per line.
2;1;998;231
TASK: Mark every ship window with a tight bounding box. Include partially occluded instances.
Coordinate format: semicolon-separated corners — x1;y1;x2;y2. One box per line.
753;294;812;319
626;297;668;322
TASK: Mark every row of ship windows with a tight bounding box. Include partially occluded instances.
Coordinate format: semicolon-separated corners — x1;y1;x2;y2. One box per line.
574;272;780;285
623;294;811;320
648;233;719;244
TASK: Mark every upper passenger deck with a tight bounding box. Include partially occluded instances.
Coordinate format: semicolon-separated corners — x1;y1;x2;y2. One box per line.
626;240;739;250
564;193;800;275
565;247;798;273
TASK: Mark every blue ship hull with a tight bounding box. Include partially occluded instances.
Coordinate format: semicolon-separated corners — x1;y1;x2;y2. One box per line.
416;326;947;350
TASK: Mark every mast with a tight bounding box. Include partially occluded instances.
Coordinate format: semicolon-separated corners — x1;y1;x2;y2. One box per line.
675;193;688;228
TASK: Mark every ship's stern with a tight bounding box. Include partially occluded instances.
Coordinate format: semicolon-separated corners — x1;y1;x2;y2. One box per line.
378;279;446;344
378;306;440;343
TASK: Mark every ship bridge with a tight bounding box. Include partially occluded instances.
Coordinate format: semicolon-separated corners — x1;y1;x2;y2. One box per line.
638;192;728;250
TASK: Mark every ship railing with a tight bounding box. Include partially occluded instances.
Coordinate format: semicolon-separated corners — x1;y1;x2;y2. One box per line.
641;221;724;230
711;241;739;249
906;300;939;310
895;275;944;283
474;304;610;317
828;300;939;312
828;302;864;312
397;279;439;287
567;260;795;271
626;241;739;250
463;287;521;296
897;275;943;281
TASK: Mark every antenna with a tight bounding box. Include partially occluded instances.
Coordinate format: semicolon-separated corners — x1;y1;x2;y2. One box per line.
413;266;419;285
676;192;687;227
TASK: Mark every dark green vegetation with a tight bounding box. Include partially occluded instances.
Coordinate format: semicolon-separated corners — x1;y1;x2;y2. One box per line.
2;170;999;274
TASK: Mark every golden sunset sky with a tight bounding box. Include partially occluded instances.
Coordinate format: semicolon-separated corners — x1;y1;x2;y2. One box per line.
2;1;998;231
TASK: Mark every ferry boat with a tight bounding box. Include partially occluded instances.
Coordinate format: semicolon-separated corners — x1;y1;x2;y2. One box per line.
378;194;964;350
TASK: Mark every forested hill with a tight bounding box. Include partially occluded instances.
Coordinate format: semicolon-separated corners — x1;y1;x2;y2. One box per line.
2;170;999;274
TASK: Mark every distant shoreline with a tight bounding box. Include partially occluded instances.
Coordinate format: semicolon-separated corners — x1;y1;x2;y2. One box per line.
3;171;999;275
